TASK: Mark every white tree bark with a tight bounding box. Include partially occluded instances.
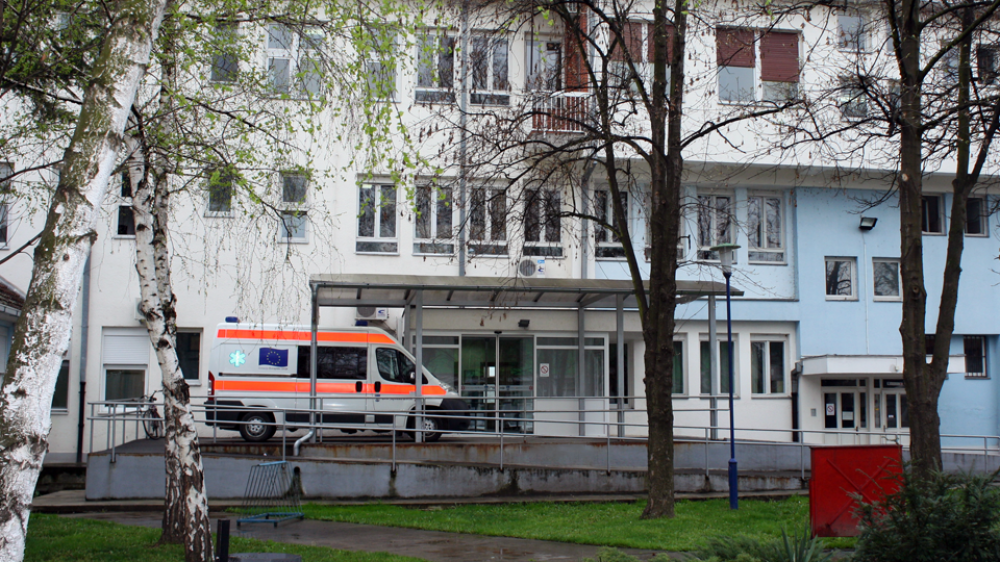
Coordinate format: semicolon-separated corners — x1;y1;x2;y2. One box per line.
0;0;168;559
129;137;212;561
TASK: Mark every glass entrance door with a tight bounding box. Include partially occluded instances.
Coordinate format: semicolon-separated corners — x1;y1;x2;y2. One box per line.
460;335;534;433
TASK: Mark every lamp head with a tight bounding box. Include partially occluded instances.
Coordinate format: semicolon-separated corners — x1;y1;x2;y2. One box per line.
859;216;877;231
709;243;741;275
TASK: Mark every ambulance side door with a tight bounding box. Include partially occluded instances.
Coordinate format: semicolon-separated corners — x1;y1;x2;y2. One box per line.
371;346;418;428
298;345;372;430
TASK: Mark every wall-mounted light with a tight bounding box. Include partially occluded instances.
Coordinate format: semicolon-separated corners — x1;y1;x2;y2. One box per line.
859;216;878;231
518;319;530;329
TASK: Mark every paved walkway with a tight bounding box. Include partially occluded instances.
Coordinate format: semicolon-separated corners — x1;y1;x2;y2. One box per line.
69;511;678;562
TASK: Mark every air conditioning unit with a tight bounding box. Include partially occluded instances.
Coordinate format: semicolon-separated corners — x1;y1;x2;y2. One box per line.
516;258;546;278
356;306;389;321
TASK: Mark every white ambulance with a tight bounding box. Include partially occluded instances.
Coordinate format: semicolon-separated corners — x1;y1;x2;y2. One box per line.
205;321;469;442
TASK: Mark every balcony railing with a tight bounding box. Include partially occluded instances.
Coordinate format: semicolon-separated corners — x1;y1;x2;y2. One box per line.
531;91;589;134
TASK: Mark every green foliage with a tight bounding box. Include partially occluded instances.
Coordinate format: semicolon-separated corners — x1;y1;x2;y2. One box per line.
689;528;833;562
582;546;675;562
25;513;423;562
853;469;1000;562
302;497;844;552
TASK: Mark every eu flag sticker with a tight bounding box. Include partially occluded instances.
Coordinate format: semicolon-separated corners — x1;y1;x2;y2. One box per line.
259;347;289;367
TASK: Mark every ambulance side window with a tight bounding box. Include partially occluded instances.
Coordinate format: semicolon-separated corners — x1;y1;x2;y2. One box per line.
297;346;367;380
376;348;413;383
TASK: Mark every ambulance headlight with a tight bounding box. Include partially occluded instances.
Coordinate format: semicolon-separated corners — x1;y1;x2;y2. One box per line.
439;381;456;394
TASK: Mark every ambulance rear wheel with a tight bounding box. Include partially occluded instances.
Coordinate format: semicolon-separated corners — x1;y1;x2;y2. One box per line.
239;412;275;442
407;412;441;442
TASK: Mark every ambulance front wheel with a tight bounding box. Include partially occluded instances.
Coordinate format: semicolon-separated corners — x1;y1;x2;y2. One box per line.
239;412;276;442
407;412;442;442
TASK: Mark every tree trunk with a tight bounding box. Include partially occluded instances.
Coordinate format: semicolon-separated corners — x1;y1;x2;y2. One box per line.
0;0;167;558
641;0;684;520
131;138;213;560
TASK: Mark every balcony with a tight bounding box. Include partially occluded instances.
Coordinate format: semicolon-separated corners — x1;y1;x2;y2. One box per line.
531;91;590;134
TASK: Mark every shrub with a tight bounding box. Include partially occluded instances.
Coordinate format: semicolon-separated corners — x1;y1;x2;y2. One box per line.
689;528;833;562
853;469;1000;562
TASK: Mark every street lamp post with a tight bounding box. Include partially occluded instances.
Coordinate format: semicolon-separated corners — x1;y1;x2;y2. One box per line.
711;243;740;510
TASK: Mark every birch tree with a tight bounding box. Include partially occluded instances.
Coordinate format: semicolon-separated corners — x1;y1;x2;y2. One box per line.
0;0;168;558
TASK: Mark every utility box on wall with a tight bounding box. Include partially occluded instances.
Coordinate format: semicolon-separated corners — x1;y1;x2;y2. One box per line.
809;444;903;537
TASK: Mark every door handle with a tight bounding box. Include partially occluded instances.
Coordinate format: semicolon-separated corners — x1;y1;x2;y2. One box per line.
355;381;362;393
375;381;382;393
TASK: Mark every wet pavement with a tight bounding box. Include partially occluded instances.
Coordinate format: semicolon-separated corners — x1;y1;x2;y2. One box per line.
68;511;678;562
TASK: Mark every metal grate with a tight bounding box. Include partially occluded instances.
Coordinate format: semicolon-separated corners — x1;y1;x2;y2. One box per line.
236;461;303;527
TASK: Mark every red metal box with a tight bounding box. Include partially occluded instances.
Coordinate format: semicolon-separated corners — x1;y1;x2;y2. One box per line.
809;444;903;537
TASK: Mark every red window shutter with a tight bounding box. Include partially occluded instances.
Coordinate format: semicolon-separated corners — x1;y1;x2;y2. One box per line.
564;11;588;90
761;31;799;82
610;22;643;61
716;28;755;68
647;23;675;62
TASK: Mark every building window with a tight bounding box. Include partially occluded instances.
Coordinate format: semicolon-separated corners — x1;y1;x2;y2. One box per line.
839;77;869;119
468;187;507;256
873;258;902;301
978;45;998;84
210;22;239;83
751;339;785;394
471;34;509;105
524;188;562;257
117;171;135;236
206;171;234;216
700;339;734;395
52;359;70;411
414;185;454;254
673;340;684;395
922;195;944;234
966;197;988;236
964;335;987;378
716;28;800;103
363;29;397;100
176;331;201;381
697;193;733;260
838;12;869;52
266;24;323;97
825;257;857;300
0;162;10;247
747;193;784;263
357;184;397;253
280;212;307;242
595;190;627;259
527;38;563;91
281;173;307;204
103;331;149;401
609;22;657;91
417;30;456;103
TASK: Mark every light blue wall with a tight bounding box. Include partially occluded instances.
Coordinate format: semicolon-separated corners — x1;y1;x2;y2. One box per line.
595;185;1000;438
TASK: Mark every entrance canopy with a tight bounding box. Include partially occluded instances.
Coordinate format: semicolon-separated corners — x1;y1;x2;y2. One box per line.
310;273;741;309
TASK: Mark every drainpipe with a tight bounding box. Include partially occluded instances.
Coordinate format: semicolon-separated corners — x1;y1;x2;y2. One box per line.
457;1;470;277
294;429;315;457
75;251;91;464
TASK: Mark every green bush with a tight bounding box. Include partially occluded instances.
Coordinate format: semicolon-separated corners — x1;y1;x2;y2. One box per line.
853;469;1000;562
688;528;833;562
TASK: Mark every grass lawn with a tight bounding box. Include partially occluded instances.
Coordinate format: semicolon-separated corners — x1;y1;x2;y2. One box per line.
303;497;856;552
25;514;426;562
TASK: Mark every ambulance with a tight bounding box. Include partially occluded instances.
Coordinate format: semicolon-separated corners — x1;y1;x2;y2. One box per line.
205;321;470;442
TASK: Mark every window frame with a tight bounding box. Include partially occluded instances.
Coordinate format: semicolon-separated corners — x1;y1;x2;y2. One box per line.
700;335;739;397
965;196;988;237
265;24;325;98
837;12;869;53
922;194;945;235
872;258;902;302
747;191;786;264
825;256;858;301
176;330;203;383
716;28;801;104
523;188;564;258
416;29;457;103
362;29;398;101
838;76;870;119
279;210;308;243
964;335;988;379
210;22;239;83
116;170;136;238
467;186;508;256
470;32;510;105
527;36;564;92
413;184;456;255
356;183;398;254
205;170;235;218
750;337;787;395
696;192;735;261
594;189;628;260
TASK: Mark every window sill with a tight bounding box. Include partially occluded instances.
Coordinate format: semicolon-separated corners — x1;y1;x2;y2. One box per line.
356;251;400;256
51;408;70;415
204;212;234;219
748;260;788;266
750;393;790;399
825;296;858;302
112;235;136;240
873;296;902;302
279;238;309;245
921;231;946;236
965;233;989;238
186;380;202;386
